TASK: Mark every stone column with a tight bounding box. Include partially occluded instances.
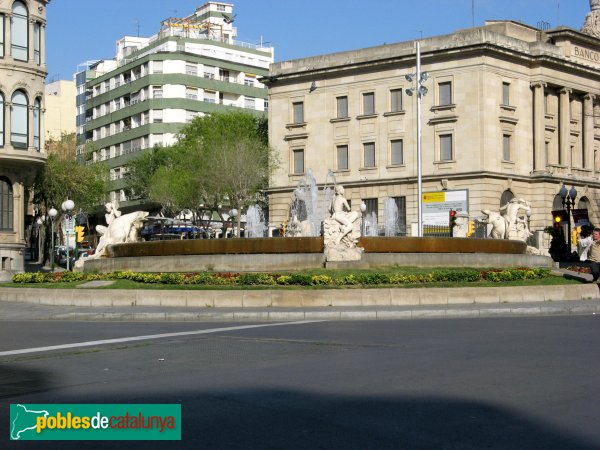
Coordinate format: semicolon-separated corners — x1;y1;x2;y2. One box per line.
27;105;34;151
531;82;546;170
559;87;572;168
583;94;595;173
40;23;46;66
27;18;34;62
5;101;11;147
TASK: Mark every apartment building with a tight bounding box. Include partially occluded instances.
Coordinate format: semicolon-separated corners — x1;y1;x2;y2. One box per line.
45;79;76;141
0;0;49;280
266;6;600;240
81;2;273;210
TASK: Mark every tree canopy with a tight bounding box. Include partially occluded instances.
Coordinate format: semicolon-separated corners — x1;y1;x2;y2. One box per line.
127;111;277;233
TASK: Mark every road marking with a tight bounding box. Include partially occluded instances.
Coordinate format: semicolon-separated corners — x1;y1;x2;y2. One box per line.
0;321;324;357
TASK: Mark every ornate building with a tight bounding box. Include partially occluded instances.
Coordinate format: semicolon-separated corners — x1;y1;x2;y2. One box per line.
266;2;600;245
0;0;48;280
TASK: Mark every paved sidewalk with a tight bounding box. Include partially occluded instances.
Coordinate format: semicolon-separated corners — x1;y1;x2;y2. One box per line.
0;299;598;322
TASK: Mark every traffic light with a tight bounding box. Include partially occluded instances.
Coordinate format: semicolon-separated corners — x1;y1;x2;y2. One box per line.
551;210;568;229
449;210;457;229
467;220;475;237
75;225;85;243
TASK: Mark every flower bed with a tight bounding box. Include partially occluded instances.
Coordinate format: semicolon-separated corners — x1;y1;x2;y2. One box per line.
11;268;551;286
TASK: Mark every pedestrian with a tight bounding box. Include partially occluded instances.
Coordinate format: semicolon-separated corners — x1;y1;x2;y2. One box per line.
586;227;600;282
578;226;594;261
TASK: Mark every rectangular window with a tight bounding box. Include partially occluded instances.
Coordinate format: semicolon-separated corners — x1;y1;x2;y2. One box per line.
390;89;403;112
203;66;215;79
502;82;510;105
152;87;163;99
363;198;378;220
293;102;304;124
503;134;511;161
185;64;197;76
244;97;255;109
363;92;375;115
440;134;453;161
204;90;216;103
153;61;163;74
390;139;403;165
337;145;348;170
336;96;348;119
185;87;198;100
153;110;163;123
439;82;452;106
293;149;304;174
363;142;376;167
0;15;4;58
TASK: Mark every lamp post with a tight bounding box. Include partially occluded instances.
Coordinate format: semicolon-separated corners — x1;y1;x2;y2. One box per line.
405;41;428;237
559;185;577;257
62;199;75;271
48;208;58;272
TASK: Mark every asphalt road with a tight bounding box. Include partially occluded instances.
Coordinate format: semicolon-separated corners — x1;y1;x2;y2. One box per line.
1;316;599;449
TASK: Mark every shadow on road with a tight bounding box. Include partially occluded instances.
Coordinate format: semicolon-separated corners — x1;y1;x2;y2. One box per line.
0;379;598;449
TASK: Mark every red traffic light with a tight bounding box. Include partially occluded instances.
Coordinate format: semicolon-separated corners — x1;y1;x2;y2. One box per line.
449;209;458;228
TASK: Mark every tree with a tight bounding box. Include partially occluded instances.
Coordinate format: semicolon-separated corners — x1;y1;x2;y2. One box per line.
176;111;277;235
33;134;108;265
127;111;277;235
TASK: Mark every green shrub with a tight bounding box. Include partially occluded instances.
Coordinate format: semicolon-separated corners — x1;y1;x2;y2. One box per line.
288;274;313;285
238;273;275;285
311;275;333;285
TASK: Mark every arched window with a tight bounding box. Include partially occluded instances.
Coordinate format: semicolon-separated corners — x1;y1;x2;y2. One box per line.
11;90;27;148
11;1;28;61
500;190;514;208
552;194;563;211
578;196;590;211
33;97;40;150
0;177;13;231
0;92;4;147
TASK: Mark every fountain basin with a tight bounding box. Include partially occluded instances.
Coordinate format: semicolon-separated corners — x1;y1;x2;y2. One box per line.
80;236;552;273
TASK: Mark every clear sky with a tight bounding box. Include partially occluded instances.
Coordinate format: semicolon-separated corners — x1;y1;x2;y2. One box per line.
46;0;591;82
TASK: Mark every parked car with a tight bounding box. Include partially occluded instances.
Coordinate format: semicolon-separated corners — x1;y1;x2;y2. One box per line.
56;247;90;268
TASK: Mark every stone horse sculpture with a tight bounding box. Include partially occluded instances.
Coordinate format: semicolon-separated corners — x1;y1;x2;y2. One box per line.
88;210;149;259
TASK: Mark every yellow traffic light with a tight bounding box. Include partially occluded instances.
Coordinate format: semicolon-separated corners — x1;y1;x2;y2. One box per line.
467;220;475;237
75;226;85;243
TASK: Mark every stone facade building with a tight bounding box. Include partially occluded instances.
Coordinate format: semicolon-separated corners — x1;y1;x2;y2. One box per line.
81;2;273;211
266;3;600;243
0;0;48;280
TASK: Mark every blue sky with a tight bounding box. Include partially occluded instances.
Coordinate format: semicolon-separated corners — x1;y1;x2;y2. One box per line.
46;0;590;82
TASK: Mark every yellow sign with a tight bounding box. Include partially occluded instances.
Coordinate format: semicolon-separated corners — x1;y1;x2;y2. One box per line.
422;192;445;203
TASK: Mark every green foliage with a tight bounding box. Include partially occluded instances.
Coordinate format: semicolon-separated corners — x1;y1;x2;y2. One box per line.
126;145;175;202
33;153;108;216
11;267;551;286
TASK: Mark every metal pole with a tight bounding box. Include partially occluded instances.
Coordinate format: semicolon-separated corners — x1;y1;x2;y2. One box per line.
416;41;423;237
566;201;572;257
51;221;54;273
66;215;70;271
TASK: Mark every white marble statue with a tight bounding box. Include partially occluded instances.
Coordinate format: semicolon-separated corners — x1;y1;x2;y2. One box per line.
323;185;363;261
481;198;532;242
452;211;470;238
95;201;121;239
88;210;149;259
582;0;600;38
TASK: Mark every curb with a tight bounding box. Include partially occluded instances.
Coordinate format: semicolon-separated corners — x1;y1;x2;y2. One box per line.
0;284;597;309
9;301;600;322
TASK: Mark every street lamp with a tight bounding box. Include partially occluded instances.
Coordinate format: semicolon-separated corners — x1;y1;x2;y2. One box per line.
559;185;577;257
62;199;75;271
405;41;428;237
48;208;58;272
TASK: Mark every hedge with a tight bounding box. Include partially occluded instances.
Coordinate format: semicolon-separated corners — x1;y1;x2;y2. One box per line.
11;268;551;286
